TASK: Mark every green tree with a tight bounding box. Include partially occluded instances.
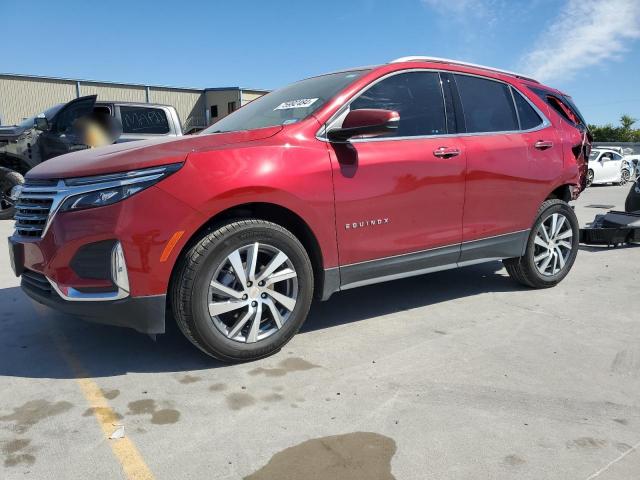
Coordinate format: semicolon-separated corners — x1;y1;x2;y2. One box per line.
590;114;640;142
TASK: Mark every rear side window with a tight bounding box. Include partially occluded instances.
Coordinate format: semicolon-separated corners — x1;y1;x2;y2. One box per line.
530;87;586;127
454;75;518;133
512;90;543;130
349;71;447;137
120;106;170;134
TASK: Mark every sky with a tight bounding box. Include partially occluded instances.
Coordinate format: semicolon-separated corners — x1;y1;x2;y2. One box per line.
2;0;640;125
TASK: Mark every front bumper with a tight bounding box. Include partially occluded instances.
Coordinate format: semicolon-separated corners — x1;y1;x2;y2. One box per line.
21;269;166;333
9;182;207;334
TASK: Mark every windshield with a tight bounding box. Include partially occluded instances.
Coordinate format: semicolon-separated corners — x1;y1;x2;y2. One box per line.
202;70;369;134
589;151;600;161
17;103;64;128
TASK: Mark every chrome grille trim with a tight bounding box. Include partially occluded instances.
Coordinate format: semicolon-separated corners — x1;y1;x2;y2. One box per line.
14;180;65;238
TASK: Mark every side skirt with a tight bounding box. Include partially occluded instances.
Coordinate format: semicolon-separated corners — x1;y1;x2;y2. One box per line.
320;230;529;298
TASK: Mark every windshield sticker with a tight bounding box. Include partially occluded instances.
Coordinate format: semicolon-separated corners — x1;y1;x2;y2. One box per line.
274;98;319;110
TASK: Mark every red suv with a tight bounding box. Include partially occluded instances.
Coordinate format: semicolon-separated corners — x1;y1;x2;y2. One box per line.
8;57;591;361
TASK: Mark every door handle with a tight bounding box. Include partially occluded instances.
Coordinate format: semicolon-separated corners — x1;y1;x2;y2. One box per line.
534;140;554;150
433;146;460;158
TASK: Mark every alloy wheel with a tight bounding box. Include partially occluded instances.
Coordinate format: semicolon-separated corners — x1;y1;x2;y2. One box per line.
533;213;574;276
621;169;630;185
586;171;594;187
207;242;298;343
0;183;15;212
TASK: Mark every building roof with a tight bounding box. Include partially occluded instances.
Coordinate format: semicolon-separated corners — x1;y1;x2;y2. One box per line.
0;72;268;93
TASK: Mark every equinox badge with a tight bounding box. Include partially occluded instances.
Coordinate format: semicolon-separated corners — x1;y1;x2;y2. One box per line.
345;218;390;230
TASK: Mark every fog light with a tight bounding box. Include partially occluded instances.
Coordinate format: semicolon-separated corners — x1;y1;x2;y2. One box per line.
111;242;130;293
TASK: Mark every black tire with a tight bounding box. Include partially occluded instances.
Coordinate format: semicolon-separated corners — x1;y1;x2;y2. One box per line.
586;169;594;187
503;199;579;289
0;168;24;220
170;219;314;362
626;181;640;213
619;169;630;186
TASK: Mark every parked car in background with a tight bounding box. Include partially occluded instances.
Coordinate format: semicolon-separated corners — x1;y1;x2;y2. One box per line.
0;95;183;219
624;154;640;179
587;148;632;186
8;56;590;362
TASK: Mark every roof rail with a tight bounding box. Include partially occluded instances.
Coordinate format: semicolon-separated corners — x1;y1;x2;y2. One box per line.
389;56;539;83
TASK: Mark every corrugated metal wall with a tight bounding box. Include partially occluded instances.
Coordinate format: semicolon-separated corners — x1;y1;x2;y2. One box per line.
0;74;265;131
149;87;205;132
79;82;146;103
0;75;76;125
241;90;264;105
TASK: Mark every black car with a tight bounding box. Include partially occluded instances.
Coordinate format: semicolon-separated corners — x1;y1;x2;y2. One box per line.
626;177;640;213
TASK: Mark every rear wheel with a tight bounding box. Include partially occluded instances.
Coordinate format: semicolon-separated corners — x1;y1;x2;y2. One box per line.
586;169;594;187
503;199;579;288
171;220;314;362
0;169;24;221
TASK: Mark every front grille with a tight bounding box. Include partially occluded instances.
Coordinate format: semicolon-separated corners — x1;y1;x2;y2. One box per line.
21;269;52;296
14;180;62;238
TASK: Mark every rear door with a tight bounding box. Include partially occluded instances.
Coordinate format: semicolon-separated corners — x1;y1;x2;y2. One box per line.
452;74;562;262
604;153;624;182
327;70;467;287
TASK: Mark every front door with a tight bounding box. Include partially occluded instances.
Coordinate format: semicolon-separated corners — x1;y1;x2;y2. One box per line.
326;71;466;288
39;95;97;160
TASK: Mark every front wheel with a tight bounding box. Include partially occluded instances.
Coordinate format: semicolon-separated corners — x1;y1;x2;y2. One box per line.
503;199;579;289
0;169;25;221
171;220;314;362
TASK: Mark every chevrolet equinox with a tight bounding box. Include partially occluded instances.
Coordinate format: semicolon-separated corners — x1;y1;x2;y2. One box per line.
8;57;591;361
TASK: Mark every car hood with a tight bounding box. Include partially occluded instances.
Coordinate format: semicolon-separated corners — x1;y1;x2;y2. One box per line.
0;125;29;140
26;126;283;179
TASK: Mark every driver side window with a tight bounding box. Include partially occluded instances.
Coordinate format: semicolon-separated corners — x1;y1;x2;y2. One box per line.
347;71;447;138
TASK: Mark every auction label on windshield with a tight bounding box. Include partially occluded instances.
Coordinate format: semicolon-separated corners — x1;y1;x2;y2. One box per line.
274;98;318;110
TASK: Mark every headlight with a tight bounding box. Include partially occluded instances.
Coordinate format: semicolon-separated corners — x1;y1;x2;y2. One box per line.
59;163;182;212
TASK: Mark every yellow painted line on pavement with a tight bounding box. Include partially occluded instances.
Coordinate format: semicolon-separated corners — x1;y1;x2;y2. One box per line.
52;329;155;480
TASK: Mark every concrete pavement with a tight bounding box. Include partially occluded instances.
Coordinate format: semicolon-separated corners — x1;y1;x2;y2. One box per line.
1;184;639;479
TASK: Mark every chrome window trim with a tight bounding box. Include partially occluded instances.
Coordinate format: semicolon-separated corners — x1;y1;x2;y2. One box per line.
388;56;538;83
315;68;551;143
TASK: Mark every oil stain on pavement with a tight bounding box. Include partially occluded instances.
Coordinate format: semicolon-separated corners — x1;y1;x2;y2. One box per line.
2;438;36;468
226;393;256;411
127;399;180;425
178;374;202;384
248;357;320;378
0;400;73;434
244;432;396;480
101;389;120;400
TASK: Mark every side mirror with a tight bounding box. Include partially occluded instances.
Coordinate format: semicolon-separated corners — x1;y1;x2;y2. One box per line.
327;109;399;142
34;117;49;131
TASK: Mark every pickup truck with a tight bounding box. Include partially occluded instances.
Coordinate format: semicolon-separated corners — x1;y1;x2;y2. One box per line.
0;95;183;219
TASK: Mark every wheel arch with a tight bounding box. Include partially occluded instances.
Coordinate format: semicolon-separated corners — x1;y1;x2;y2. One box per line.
0;154;31;175
545;184;572;203
169;202;328;302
